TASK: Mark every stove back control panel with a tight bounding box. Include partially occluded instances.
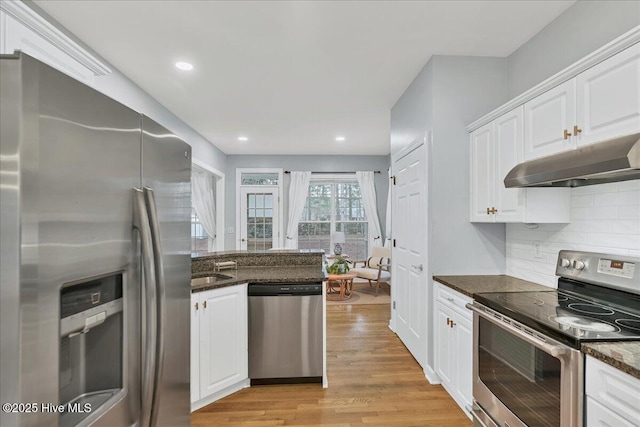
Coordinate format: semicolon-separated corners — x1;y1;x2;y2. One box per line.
556;250;639;292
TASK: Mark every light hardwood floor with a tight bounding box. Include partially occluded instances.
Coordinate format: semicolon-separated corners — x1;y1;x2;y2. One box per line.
192;304;472;426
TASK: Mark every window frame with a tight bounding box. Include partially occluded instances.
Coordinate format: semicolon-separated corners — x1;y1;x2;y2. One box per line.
297;174;368;259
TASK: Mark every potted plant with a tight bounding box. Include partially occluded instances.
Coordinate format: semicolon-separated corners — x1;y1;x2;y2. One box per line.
326;257;350;275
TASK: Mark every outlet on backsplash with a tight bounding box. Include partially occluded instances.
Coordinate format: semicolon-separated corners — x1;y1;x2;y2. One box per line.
533;241;543;259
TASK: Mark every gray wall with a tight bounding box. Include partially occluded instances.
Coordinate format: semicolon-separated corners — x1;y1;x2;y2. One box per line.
27;2;227;173
507;0;640;97
391;56;509;277
429;56;509;276
224;155;390;250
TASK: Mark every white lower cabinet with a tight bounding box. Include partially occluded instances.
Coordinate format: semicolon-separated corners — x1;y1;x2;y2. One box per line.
191;283;249;411
434;282;473;418
585;355;640;426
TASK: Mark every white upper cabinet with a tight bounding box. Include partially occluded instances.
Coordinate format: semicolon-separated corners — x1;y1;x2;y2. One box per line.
470;123;494;222
470;107;570;223
494;108;525;222
524;43;640;161
524;80;576;160
576;43;640;147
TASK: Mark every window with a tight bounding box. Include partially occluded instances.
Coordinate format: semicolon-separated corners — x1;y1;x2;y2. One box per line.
298;179;368;260
240;172;279;186
191;209;209;252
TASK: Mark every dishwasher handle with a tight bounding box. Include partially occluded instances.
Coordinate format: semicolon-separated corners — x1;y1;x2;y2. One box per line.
248;283;322;296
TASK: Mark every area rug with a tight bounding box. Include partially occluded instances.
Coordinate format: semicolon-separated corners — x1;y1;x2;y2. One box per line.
326;280;390;305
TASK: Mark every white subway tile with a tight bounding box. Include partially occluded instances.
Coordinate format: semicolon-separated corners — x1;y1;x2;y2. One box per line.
571;207;590;220
571;194;594;207
589;206;618;220
572;182;618;195
618;180;640;191
617;191;640;206
618;205;640;220
611;220;640;235
548;231;587;244
587;234;640;250
507;182;640;286
564;220;612;233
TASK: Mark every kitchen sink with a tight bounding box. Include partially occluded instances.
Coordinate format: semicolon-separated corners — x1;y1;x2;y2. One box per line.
191;273;234;286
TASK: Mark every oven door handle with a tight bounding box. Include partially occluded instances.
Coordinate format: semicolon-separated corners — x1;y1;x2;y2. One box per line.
466;303;568;358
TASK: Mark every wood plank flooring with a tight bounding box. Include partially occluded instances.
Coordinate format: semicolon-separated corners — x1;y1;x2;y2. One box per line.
192;304;472;426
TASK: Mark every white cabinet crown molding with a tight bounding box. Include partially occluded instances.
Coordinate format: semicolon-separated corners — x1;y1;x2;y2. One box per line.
467;25;640;133
1;0;111;76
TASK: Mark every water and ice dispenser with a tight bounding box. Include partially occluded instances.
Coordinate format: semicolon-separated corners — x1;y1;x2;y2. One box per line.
59;274;124;426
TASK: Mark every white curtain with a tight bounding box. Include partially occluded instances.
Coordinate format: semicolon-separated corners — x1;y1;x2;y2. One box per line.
356;171;383;248
192;172;217;251
285;171;311;249
385;168;392;247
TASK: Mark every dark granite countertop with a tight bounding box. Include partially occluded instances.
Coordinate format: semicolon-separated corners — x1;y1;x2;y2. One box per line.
433;275;551;298
191;266;325;293
582;342;640;380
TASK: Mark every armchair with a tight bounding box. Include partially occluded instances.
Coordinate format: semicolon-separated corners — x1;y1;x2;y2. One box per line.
349;246;391;297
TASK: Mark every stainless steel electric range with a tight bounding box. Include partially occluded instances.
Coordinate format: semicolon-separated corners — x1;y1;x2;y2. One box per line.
467;250;640;427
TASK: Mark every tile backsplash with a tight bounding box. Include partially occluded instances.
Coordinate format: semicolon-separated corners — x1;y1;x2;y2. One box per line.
506;180;640;287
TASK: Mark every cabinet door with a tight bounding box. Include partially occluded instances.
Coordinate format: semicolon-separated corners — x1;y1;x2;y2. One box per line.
453;314;473;413
494;107;525;222
199;285;248;399
190;293;201;404
524;79;576;160
576;43;640;147
435;303;453;387
470;123;494;222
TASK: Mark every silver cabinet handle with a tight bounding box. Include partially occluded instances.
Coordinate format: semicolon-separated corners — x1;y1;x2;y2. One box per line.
143;187;165;427
133;188;157;427
411;264;423;272
446;297;454;303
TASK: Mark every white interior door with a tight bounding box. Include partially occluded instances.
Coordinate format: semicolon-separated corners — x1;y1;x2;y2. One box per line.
239;186;279;250
392;142;427;367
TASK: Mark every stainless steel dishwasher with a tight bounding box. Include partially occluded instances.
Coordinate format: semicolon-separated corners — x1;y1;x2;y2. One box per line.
248;282;323;384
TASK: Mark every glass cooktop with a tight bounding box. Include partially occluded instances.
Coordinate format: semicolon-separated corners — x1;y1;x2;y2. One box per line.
474;289;640;347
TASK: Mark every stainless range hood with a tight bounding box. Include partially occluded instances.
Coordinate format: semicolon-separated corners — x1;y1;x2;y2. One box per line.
504;133;640;188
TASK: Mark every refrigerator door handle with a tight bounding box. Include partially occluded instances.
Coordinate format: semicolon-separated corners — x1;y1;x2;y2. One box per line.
144;187;166;427
133;188;158;427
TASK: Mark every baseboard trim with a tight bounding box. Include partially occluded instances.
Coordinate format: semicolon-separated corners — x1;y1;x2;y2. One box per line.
424;364;440;385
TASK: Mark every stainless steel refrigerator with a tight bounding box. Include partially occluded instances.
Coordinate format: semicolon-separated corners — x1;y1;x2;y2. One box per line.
0;53;191;426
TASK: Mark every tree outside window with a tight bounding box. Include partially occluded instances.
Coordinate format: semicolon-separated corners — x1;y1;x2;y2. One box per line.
297;180;368;260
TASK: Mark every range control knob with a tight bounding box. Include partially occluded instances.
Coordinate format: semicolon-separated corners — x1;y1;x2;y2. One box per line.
560;258;571;268
573;260;585;270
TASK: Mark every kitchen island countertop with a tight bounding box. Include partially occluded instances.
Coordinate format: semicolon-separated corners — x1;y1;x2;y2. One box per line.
192;266;325;293
433;274;551;298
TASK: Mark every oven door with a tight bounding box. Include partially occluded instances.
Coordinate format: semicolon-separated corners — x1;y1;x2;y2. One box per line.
467;303;583;427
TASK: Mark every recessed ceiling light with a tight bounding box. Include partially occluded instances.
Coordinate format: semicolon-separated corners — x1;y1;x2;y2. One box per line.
175;61;193;71
335;136;346;142
238;136;249;142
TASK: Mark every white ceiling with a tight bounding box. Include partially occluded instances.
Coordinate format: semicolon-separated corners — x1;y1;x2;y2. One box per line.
35;0;574;155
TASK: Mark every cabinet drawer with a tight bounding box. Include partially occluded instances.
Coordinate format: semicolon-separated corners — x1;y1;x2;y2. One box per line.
586;356;640;424
435;282;472;319
587;397;637;427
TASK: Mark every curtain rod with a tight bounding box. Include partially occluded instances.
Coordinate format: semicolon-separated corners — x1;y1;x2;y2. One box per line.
284;170;381;174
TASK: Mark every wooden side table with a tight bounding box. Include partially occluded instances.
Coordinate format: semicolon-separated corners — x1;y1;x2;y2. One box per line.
326;272;356;301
